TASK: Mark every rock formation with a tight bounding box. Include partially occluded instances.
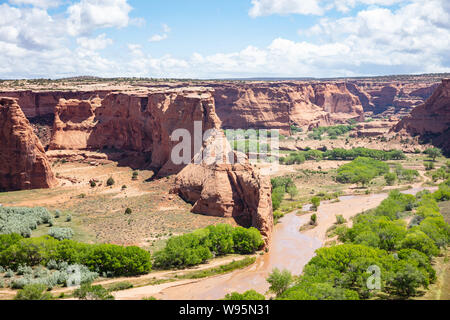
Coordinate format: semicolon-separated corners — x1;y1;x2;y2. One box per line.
393;79;450;155
49;90;221;176
211;82;364;134
0;97;57;191
172;132;273;247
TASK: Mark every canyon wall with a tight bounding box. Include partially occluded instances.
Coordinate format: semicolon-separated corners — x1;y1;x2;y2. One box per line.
0;90;111;118
211;82;364;134
393;79;450;155
49;89;221;176
346;81;440;115
0;97;57;191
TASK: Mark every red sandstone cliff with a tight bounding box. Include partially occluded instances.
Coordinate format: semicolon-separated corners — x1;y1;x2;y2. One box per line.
172;132;273;247
49;89;222;176
0;97;57;191
212;82;364;134
394;79;450;154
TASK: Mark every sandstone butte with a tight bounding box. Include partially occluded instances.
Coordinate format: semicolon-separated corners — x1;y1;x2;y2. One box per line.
393;79;450;155
0;97;57;191
172;131;273;247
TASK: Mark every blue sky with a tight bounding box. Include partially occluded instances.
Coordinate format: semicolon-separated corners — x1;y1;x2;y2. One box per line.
0;0;449;79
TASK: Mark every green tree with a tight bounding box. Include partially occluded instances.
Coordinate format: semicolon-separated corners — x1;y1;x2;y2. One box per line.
267;268;293;297
384;172;397;186
287;185;299;200
424;148;442;161
311;197;320;211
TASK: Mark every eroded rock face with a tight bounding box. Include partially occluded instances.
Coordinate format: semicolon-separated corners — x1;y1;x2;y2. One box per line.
0;90;110;118
0;97;57;191
49;90;222;176
393;79;450;155
212;82;364;134
172;133;273;247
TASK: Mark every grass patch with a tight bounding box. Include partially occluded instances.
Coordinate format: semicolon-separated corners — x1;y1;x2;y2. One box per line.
177;257;256;280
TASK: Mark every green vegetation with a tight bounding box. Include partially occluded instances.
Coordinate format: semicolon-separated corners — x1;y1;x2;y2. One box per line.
278;183;450;300
152;224;263;269
308;125;355;140
14;283;53;300
271;177;296;211
106;177;115;186
224;290;265;300
336;157;389;186
48;227;74;241
179;257;256;280
395;164;420;183
74;283;115;300
384;172;397;186
280;147;405;165
0;234;151;276
0;207;53;237
267;268;293;297
311;197;320;211
424;148;443;161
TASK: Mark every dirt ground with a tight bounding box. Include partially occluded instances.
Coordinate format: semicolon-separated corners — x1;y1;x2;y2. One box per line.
0;154;235;249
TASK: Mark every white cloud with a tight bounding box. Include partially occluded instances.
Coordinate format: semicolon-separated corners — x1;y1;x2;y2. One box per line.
148;23;171;42
8;0;61;8
76;33;113;51
67;0;132;36
249;0;324;17
149;34;168;42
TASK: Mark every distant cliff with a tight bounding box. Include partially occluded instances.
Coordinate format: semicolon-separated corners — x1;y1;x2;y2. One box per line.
394;79;450;155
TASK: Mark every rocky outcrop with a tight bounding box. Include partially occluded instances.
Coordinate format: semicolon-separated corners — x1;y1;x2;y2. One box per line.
172;132;273;247
49;89;221;176
0;90;111;118
212;82;364;134
393;79;450;154
0;97;57;191
346;81;441;114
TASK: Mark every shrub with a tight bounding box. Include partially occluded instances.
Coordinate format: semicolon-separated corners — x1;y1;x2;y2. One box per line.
65;214;72;222
336;157;389;186
336;215;346;225
107;281;133;292
153;225;263;269
311;197;320;211
132;171;139;180
384;172;397;186
0;236;151;276
125;208;132;215
74;283;114;300
106;177;115;186
267;268;293;297
48;227;74;240
310;214;317;225
14;283;53;300
0;207;53;237
224;290;265;300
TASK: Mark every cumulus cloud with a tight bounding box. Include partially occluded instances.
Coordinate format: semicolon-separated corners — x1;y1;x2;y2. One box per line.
0;0;449;79
67;0;132;36
149;24;171;42
249;0;324;17
76;33;113;51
